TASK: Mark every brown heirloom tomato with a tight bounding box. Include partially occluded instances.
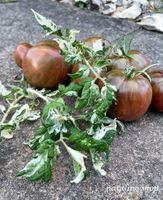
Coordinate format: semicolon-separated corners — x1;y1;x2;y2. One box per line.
36;39;60;50
14;43;32;68
98;69;152;122
22;45;70;89
150;70;163;112
111;50;150;71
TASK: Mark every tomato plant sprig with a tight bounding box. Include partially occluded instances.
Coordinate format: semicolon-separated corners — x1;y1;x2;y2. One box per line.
0;10;124;183
16;10;125;183
0;83;53;140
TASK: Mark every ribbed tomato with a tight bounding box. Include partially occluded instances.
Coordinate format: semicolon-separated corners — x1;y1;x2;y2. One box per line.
36;39;60;50
14;43;32;68
150;70;163;112
98;69;152;122
111;50;150;71
22;45;70;89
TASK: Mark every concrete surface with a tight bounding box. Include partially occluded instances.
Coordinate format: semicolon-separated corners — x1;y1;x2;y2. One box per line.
0;0;163;200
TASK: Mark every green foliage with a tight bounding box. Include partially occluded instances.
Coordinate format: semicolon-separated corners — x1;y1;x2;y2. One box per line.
17;139;56;182
0;82;41;140
0;10;124;184
58;82;82;97
69;131;109;159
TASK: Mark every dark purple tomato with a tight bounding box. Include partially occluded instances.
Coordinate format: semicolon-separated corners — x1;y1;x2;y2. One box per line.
22;45;70;89
150;70;163;112
98;69;152;122
14;43;32;68
111;50;150;71
36;39;60;50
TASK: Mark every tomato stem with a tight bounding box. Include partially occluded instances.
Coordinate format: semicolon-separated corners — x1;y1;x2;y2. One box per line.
124;66;136;79
26;88;50;102
124;64;158;80
83;57;106;86
0;95;25;124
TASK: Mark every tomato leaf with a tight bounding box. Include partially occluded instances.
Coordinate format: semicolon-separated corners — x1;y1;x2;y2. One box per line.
58;82;82;97
93;119;117;140
90;150;106;176
89;82;100;103
93;59;110;68
42;100;70;133
0;81;11;97
17;139;56;182
32;9;62;36
9;104;40;128
0;105;6;113
0;124;15;139
95;84;116;118
91;38;103;52
65;29;80;43
63;141;87;184
75;81;92;109
57;39;83;64
27;126;49;150
68;131;109;159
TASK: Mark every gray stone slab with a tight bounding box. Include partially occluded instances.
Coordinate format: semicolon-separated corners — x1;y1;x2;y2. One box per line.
0;1;163;200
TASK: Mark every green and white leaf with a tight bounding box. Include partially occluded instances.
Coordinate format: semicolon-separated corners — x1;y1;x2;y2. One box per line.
93;119;117;140
92;39;103;52
63;142;87;184
58;83;82;97
0;81;11;97
32;9;62;36
9;104;40;128
0;105;6;113
0;124;14;139
75;81;92;109
17;139;56;182
90;150;106;176
65;29;80;43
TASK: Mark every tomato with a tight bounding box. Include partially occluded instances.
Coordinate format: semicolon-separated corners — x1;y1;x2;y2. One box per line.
150;70;163;112
36;39;60;50
98;69;152;122
22;45;70;89
14;43;32;68
110;50;150;71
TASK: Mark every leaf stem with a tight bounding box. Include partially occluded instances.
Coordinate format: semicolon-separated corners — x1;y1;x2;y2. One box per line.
60;132;67;147
0;95;25;124
83;57;106;86
26;88;50;103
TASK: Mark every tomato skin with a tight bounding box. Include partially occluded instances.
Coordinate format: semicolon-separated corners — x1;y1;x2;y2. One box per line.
98;70;152;122
111;50;150;71
22;46;70;89
14;43;32;68
150;71;163;112
36;39;60;50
